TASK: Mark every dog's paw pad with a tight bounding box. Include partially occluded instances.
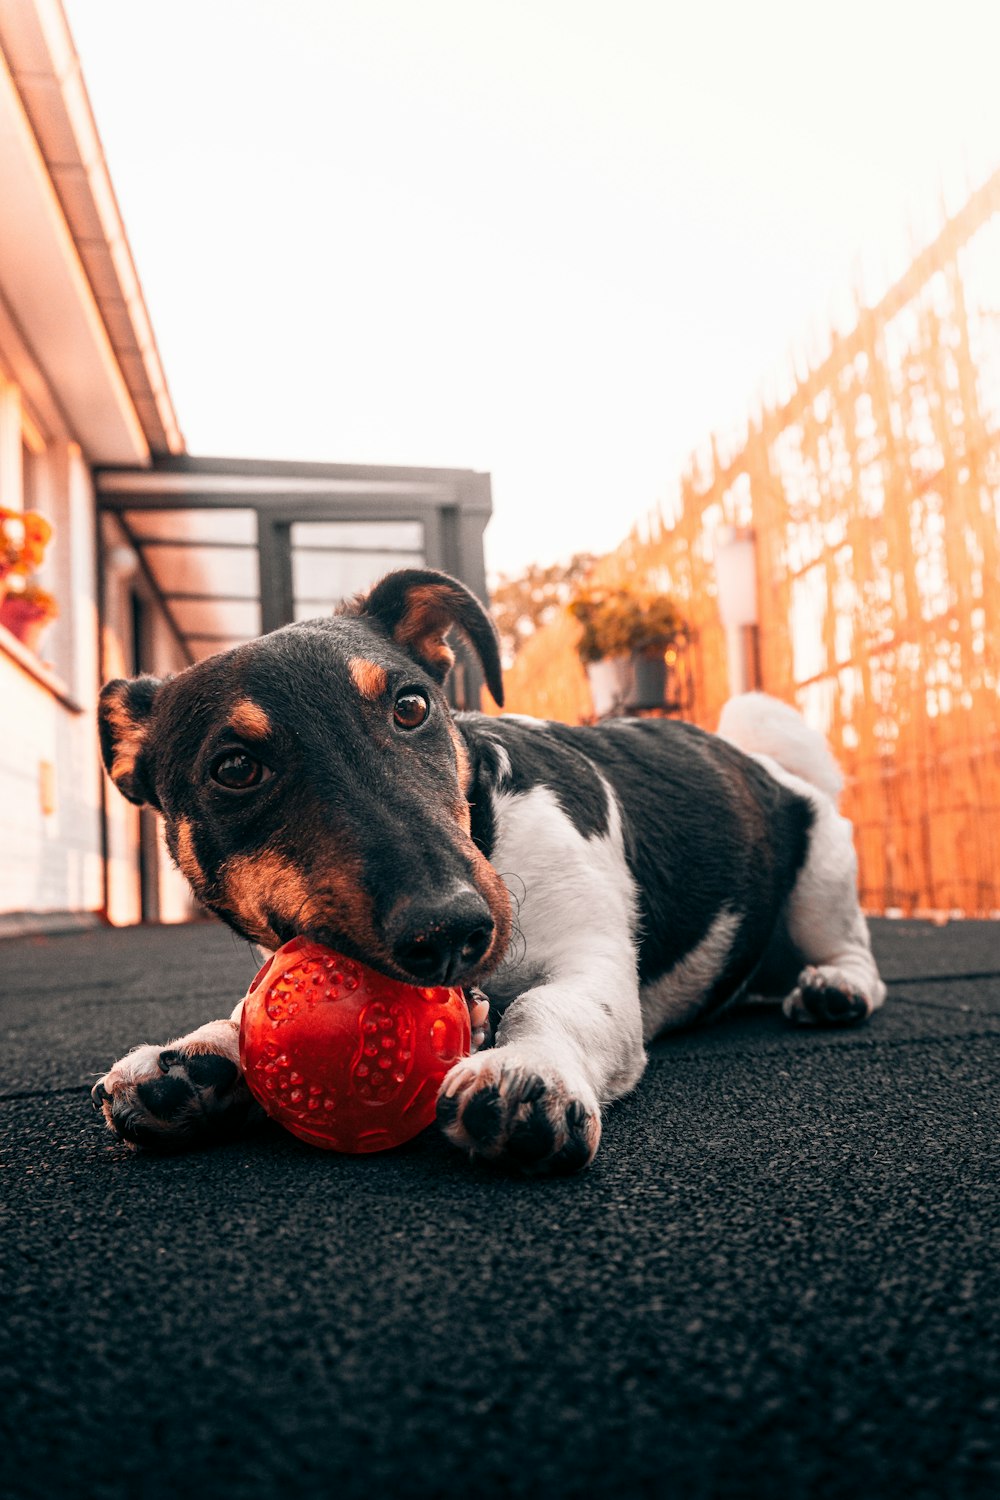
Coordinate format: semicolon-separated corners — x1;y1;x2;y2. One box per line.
783;966;873;1028
507;1108;557;1169
459;1083;505;1148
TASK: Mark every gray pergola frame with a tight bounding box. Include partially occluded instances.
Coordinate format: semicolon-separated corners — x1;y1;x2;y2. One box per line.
96;454;495;707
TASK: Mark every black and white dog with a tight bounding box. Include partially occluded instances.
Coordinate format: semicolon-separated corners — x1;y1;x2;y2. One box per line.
92;569;885;1174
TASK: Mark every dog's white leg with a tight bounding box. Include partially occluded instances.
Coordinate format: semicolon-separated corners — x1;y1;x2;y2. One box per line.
437;784;646;1174
719;701;885;1028
774;772;886;1026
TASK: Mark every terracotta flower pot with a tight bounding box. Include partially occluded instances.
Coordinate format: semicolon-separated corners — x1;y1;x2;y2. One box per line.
0;594;54;653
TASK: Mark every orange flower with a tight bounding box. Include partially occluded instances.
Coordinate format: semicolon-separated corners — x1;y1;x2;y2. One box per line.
0;508;53;576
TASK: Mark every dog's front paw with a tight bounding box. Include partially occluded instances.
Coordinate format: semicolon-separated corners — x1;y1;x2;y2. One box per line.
782;965;874;1027
436;1052;601;1175
91;1020;256;1150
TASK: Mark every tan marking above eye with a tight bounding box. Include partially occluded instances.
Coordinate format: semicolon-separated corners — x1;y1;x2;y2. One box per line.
348;658;389;700
228;698;272;740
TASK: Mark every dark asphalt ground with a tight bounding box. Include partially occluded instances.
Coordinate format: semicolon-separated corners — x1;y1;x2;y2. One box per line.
1;918;997;1499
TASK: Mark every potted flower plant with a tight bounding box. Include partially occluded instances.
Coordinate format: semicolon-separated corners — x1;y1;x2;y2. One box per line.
0;508;56;652
0;581;58;652
568;586;684;717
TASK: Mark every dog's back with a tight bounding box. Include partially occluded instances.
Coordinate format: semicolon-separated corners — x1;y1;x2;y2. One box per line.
460;708;816;1023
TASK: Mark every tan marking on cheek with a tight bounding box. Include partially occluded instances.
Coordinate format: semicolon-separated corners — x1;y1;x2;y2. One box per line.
292;846;390;962
174;817;206;895
450;725;472;794
448;723;473;833
348;657;389;700
460;836;514;978
223;851;310;943
228;698;272;740
221;849;391;961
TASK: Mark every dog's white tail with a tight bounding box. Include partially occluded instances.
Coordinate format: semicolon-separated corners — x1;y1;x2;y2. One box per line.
718;692;844;805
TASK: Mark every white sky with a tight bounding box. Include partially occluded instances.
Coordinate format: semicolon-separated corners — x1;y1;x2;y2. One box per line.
65;0;1000;579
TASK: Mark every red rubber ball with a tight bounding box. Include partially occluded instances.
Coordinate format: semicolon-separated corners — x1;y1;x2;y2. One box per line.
240;937;471;1152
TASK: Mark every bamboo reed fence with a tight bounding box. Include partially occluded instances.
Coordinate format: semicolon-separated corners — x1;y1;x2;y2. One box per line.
499;171;1000;916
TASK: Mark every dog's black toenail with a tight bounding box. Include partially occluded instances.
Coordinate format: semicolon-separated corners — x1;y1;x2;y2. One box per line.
436;1092;461;1129
549;1133;594;1175
158;1050;181;1072
461;1084;504;1146
183;1053;238;1091
551;1110;590;1176
566;1099;590;1128
517;1073;548;1104
544;1100;595;1175
91;1081;109;1111
135;1074;195;1121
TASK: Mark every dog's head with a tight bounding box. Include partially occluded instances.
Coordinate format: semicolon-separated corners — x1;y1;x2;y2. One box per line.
98;569;512;985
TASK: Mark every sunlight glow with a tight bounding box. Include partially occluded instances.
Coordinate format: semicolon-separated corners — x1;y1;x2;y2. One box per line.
63;0;1000;577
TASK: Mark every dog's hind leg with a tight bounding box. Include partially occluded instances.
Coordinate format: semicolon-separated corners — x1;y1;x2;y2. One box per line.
722;697;885;1028
777;781;886;1027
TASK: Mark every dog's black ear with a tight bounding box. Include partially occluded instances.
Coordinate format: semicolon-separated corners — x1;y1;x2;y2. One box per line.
354;569;504;707
98;676;163;808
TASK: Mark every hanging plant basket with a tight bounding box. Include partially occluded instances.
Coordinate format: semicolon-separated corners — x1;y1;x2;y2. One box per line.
569;585;683;717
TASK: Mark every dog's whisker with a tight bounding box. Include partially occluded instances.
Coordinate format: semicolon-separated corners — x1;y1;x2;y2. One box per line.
497;870;527;916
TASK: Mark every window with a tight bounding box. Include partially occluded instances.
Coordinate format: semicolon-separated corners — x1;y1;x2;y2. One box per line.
0;378;63;676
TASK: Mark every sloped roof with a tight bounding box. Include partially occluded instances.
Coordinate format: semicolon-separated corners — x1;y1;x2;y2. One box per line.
0;0;183;458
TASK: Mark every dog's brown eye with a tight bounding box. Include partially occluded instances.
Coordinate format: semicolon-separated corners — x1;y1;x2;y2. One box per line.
210;751;268;790
393;691;430;731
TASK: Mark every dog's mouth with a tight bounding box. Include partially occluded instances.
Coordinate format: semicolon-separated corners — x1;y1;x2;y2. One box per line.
231;849;513;990
267;909;501;991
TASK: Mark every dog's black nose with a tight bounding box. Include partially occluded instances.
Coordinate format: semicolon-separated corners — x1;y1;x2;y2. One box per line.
388;888;495;985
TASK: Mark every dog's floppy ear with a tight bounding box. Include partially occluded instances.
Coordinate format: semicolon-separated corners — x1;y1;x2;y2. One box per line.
98;676;163;808
354;568;504;707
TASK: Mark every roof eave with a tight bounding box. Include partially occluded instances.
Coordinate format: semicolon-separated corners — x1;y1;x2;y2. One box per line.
0;0;184;460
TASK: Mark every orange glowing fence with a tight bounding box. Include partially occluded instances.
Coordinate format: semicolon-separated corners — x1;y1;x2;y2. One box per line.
498;172;1000;916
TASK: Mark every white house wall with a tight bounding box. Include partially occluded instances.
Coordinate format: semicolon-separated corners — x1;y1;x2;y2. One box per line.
99;511;194;926
0;405;192;928
0;441;102;917
0;649;103;913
